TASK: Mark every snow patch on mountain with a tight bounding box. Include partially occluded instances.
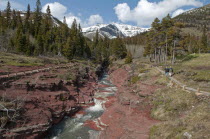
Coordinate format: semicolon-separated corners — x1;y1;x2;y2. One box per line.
82;23;149;39
114;23;149;37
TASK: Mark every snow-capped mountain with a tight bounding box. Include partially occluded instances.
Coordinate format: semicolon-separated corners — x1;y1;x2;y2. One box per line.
82;23;149;39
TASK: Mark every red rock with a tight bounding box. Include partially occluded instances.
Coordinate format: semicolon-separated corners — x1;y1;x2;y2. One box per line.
98;66;161;139
0;64;98;138
84;120;101;131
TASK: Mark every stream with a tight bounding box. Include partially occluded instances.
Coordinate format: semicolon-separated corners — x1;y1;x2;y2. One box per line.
47;73;117;139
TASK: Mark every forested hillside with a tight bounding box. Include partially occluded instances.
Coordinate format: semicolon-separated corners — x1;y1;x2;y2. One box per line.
174;4;210;32
124;4;210;64
0;0;127;63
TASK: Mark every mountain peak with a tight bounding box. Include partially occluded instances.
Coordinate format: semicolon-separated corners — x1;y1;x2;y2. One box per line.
82;23;149;39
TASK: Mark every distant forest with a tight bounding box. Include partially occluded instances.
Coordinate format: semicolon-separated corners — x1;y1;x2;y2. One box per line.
0;0;209;65
124;10;209;64
0;0;127;63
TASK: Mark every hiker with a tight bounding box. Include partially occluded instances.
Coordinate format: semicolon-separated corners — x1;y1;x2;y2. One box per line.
165;67;169;76
169;67;174;77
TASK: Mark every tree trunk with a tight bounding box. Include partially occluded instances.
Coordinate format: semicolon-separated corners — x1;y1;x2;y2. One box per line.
166;35;168;64
172;41;176;65
155;48;157;64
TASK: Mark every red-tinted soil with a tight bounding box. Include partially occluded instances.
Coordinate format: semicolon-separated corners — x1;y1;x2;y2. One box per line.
99;66;162;139
0;63;97;138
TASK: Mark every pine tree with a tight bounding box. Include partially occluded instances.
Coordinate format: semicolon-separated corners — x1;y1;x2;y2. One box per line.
0;11;3;32
112;37;127;59
34;33;44;55
200;24;208;53
77;24;85;56
84;42;91;58
24;4;31;32
26;4;31;20
45;5;52;31
16;11;23;28
125;51;132;64
70;19;78;57
26;33;34;56
34;0;42;36
14;26;27;54
63;16;67;25
93;29;99;48
43;30;52;53
63;38;73;60
6;1;11;27
11;10;17;30
152;18;161;31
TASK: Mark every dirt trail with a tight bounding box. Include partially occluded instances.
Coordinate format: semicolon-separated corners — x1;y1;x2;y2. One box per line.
155;66;210;97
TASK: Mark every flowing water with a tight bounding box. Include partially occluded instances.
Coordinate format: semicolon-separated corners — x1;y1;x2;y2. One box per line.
47;73;117;139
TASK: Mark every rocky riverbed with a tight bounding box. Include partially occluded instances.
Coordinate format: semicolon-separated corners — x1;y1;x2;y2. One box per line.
0;62;98;138
47;73;117;139
45;63;163;139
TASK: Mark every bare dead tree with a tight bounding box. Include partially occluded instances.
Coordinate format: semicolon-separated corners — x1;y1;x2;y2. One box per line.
0;92;24;128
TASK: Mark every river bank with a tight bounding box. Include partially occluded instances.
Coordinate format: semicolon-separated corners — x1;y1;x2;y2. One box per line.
98;63;163;139
0;61;98;138
47;73;117;139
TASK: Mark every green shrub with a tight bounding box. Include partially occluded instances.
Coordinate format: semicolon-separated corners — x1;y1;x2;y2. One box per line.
130;76;140;84
125;51;133;64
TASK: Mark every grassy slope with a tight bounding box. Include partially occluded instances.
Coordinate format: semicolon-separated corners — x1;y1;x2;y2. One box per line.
149;54;210;139
0;52;68;67
150;87;210;139
173;54;210;91
174;4;210;36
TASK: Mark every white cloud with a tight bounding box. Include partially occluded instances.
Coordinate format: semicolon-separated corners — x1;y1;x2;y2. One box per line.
42;2;82;27
114;0;203;27
86;14;104;26
42;2;103;28
0;0;24;10
172;9;186;17
65;13;82;27
42;2;67;19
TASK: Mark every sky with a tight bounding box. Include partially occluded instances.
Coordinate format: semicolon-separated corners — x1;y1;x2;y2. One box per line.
0;0;209;28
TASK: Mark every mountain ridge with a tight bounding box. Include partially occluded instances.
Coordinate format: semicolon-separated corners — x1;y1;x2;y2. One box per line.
174;3;210;34
82;23;149;39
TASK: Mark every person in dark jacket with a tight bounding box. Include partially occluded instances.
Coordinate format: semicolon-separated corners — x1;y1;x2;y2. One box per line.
169;66;174;76
165;67;169;76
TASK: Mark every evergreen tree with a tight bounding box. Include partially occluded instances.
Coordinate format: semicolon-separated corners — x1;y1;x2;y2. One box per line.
69;19;78;57
34;33;44;55
93;29;99;48
125;51;132;64
34;0;42;36
26;33;34;56
112;37;127;59
0;11;3;32
63;38;73;60
84;42;91;58
24;4;31;32
6;1;11;27
63;16;67;25
16;11;23;28
152;18;161;31
77;24;85;56
11;10;17;30
200;24;208;52
45;5;52;31
91;29;99;58
16;33;27;53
